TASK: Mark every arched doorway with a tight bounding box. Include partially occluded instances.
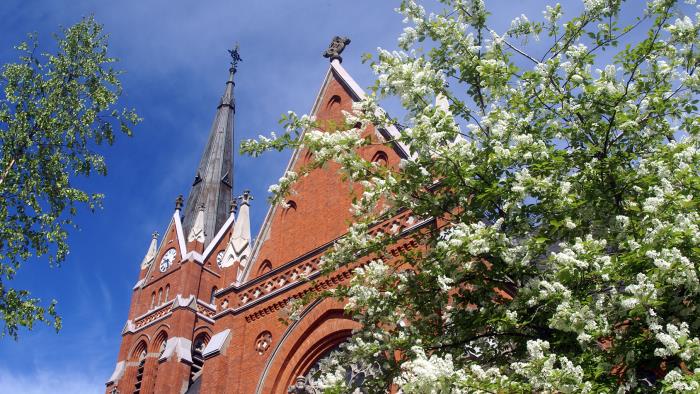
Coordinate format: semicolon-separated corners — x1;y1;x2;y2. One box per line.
255;298;360;394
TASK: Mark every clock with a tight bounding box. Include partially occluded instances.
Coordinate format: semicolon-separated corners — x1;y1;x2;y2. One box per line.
160;248;177;272
216;251;225;268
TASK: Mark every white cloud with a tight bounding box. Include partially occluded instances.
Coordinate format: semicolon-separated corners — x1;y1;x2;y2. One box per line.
0;368;103;394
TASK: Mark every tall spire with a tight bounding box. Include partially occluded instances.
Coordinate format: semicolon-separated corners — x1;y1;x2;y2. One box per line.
182;45;241;245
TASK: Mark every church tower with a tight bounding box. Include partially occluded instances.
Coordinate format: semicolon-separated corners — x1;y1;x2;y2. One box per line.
105;46;252;394
106;38;420;394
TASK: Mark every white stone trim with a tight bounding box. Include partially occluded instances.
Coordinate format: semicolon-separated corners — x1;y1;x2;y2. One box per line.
172;294;197;310
186;208;206;243
132;278;145;290
202;214;235;260
106;360;126;385
202;329;231;359
121;320;135;335
159;337;192;363
183;251;205;264
173;209;187;257
330;60;411;158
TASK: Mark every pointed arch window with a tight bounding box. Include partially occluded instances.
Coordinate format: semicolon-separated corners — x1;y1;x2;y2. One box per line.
284;200;297;211
157;288;163;305
291;341;365;393
150;292;155;309
189;333;210;389
151;331;168;393
326;95;341;110
371;151;388;166
164;285;170;303
210;287;218;305
131;341;148;394
257;259;273;276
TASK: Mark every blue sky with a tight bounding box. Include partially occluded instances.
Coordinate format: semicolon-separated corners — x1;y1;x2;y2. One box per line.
0;0;619;392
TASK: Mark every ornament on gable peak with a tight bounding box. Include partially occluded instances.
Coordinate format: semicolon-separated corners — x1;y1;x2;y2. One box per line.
239;189;253;206
323;36;351;63
140;231;159;270
187;203;206;243
229;198;238;215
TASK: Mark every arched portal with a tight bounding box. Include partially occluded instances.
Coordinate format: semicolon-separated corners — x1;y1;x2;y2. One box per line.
255;298;359;394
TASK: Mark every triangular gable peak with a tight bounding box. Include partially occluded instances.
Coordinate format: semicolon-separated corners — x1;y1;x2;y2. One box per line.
140;211;186;286
200;212;235;268
241;60;408;283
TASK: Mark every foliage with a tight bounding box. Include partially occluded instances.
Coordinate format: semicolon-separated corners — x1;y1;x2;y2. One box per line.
243;0;700;392
0;17;140;339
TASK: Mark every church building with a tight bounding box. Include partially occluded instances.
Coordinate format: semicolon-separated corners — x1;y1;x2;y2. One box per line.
106;38;425;394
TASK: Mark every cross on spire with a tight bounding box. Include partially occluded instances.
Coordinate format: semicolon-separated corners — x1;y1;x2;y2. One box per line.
228;43;242;74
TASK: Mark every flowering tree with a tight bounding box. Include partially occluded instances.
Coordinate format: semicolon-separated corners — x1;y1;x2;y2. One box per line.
244;0;700;392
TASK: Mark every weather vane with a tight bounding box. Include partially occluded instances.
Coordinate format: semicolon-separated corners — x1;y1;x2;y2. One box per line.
228;43;242;73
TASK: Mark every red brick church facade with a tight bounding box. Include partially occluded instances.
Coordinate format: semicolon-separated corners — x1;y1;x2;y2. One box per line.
106;40;423;394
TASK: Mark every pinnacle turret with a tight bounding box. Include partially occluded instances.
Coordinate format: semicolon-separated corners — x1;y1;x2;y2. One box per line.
140;232;159;270
182;46;241;246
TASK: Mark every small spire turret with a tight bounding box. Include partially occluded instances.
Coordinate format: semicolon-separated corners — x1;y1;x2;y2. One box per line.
140;232;159;269
231;191;252;282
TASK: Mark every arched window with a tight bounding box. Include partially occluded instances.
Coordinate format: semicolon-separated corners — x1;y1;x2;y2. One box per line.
285;200;297;211
189;333;210;388
157;288;163;305
210;287;218;305
131;341;148;394
164;285;170;303
257;259;273;276
326;95;341;110
151;331;168;393
291;342;363;392
150;292;155;309
371;151;389;166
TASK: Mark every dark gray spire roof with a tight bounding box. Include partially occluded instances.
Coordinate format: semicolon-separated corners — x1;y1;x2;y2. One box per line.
182;54;238;246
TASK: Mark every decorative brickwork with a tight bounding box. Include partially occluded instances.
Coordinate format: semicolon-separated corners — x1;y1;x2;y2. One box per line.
107;52;417;394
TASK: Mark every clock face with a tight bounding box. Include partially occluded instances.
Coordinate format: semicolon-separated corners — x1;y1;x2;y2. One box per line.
216;251;225;268
160;248;177;272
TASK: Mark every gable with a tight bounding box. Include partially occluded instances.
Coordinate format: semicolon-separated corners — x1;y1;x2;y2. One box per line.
142;215;185;285
243;62;405;280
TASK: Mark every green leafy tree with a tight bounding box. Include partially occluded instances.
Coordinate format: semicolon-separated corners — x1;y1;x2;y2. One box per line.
245;0;700;392
0;17;139;339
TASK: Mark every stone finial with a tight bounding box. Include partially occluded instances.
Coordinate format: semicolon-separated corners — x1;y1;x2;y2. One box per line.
152;231;159;239
175;195;184;211
198;202;206;211
323;36;351;63
230;199;238;214
239;190;253;206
